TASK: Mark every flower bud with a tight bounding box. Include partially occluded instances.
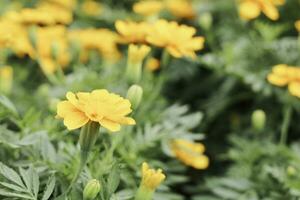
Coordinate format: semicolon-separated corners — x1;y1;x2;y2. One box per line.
127;85;143;109
83;179;101;200
0;66;13;94
251;109;266;132
287;166;296;176
126;44;150;83
198;12;213;31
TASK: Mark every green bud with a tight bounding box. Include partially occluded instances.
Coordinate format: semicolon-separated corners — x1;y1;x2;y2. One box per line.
51;42;60;61
251;109;266;132
198;12;213;31
83;179;101;200
287;166;296;176
127;85;143;109
79;121;100;153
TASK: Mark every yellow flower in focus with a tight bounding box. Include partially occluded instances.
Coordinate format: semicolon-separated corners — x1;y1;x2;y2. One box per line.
295;20;300;32
141;162;166;190
56;89;136;131
81;0;102;16
238;0;285;21
0;66;13;94
128;44;151;65
146;20;205;58
146;57;160;71
172;139;209;169
115;20;151;44
133;0;164;16
267;64;300;98
165;0;196;19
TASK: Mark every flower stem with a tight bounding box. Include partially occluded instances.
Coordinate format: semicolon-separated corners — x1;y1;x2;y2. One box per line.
280;105;292;145
161;49;170;68
134;186;153;200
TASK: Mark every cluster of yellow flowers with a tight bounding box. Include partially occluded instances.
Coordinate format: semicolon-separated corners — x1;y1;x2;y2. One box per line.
238;0;285;20
0;0;117;75
172;139;209;169
116;19;205;59
267;64;300;98
133;0;195;19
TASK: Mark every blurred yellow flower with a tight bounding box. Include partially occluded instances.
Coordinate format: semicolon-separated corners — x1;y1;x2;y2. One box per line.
128;44;151;65
295;20;300;32
146;57;160;71
133;0;164;16
172;139;209;169
146;20;205;58
115;20;151;44
68;28;121;63
238;0;285;21
56;89;136;131
141;162;166;190
165;0;195;19
0;66;13;94
81;0;102;16
267;64;300;98
45;0;77;10
35;26;70;74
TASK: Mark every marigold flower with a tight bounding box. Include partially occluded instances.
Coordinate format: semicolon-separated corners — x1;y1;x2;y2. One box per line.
295;20;300;32
165;0;196;19
146;20;205;58
68;28;121;62
238;0;285;21
81;0;102;16
133;0;164;16
172;139;209;169
115;20;151;44
146;57;160;71
56;89;136;131
141;162;166;190
267;64;300;98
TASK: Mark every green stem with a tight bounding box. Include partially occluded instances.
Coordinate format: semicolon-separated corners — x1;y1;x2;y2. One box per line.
280;105;292;145
66;150;89;193
134;186;154;200
161;49;170;68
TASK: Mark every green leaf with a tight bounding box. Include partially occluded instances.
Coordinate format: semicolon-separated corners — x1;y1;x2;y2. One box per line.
0;189;34;199
41;175;56;200
107;165;120;197
0;162;24;187
0;95;18;116
29;166;39;198
0;182;27;193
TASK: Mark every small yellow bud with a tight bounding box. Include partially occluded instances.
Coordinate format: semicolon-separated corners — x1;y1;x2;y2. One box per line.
287;166;296;176
0;66;13;94
127;85;143;109
251;109;266;132
126;44;150;83
83;179;101;200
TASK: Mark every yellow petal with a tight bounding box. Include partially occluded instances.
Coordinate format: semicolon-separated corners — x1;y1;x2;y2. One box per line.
288;82;300;98
57;101;89;130
239;1;261;20
261;0;279;20
99;118;121;132
267;74;289;86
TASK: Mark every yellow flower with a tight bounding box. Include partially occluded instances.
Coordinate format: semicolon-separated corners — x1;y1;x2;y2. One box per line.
165;0;196;19
146;57;160;71
128;44;151;65
56;89;136;131
68;28;121;63
238;0;285;21
267;64;300;98
133;0;164;16
0;66;13;94
141;162;166;190
146;20;205;58
81;0;103;16
295;20;300;32
44;0;77;10
115;20;151;44
172;139;209;169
